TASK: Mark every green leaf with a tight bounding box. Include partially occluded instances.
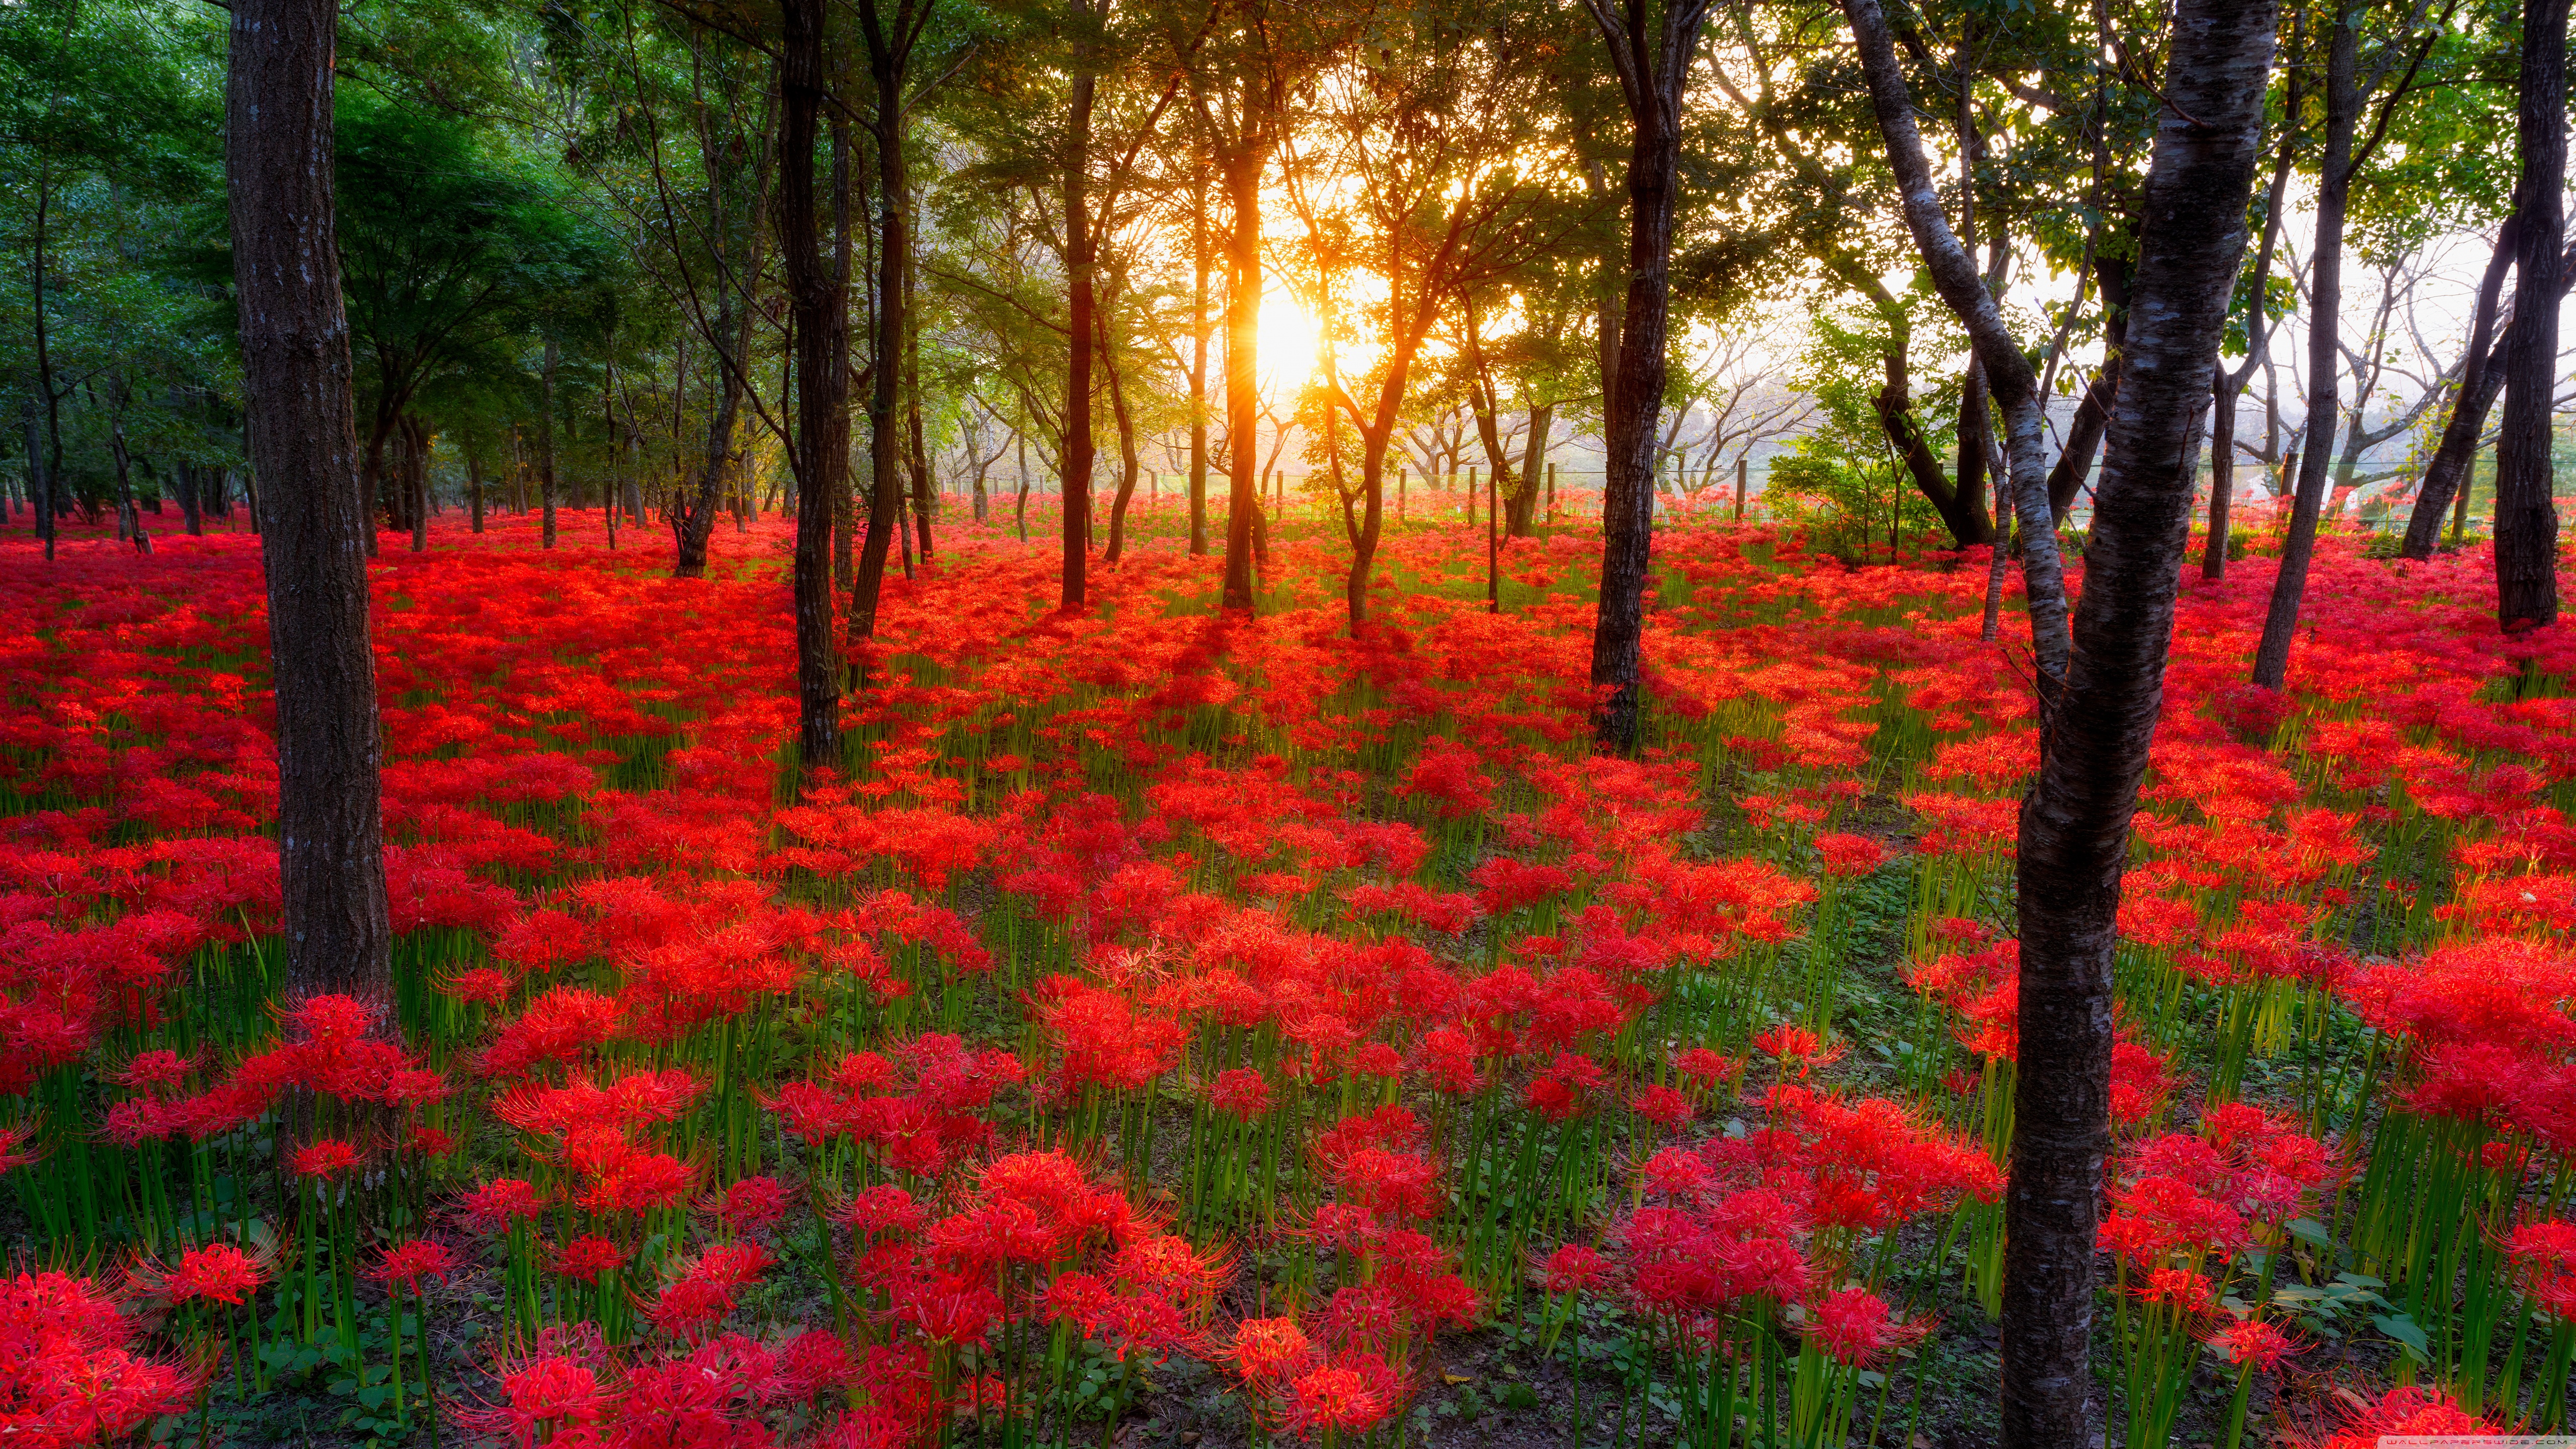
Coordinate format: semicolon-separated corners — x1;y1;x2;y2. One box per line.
2372;1312;2431;1363
2288;1218;2333;1249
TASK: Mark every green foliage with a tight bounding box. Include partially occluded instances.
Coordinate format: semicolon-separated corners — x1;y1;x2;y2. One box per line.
1765;439;1948;564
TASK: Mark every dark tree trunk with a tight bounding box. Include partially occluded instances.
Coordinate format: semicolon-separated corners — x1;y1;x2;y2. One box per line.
2497;0;2569;629
1103;321;1143;564
673;289;751;577
177;459;204;536
2047;258;2131;522
1576;0;1712;751
2009;4;2274;1447
2400;220;2521;559
1846;0;2069;699
2253;2;2359;688
1220;131;1265;612
2206;130;2298;579
225;0;393;1017
781;0;843;770
1189;162;1211;557
406;414;429;553
1510;404;1550;536
538;335;560;549
832;119;857;592
467;437;485;533
1061;55;1097;606
851;0;921;649
906;237;934;562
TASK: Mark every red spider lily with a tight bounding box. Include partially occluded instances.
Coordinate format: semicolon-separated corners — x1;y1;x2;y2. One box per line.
548;1235;626;1283
289;1139;364;1179
708;1175;790;1233
2206;1317;2304;1370
2308;1385;2506;1445
1803;1285;1930;1366
129;1241;275;1307
0;1269;196;1442
367;1239;461;1291
459;1176;547;1229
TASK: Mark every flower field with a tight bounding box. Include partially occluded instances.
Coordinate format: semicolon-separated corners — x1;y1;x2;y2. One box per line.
3;505;2573;1448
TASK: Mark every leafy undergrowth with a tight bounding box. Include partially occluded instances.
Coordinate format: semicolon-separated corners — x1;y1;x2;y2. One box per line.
0;502;2569;1449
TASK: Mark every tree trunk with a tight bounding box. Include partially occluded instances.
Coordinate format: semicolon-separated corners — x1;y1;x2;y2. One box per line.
1061;56;1097;606
406;415;429;553
2399;220;2520;558
225;0;393;1018
467;437;485;533
1511;404;1550;536
2046;259;2131;521
538;335;560;549
1189;164;1212;557
2009;5;2273;1448
1579;0;1709;752
905;231;934;564
832;118;857;593
2497;0;2569;629
673;290;750;577
1220;130;1265;612
1846;0;2069;700
2205;131;2297;580
782;0;843;770
1103;321;1143;565
2252;2;2359;688
177;459;204;536
851;1;912;649
31;174;61;561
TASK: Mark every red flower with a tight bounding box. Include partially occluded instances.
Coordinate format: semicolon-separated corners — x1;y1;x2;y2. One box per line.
289;1139;363;1179
368;1239;460;1291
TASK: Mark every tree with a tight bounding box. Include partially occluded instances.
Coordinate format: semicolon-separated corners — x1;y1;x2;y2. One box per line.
333;100;607;544
225;0;393;1018
1843;0;2069;698
1280;10;1554;631
2495;0;2568;629
2005;2;2276;1443
1577;0;1713;750
781;0;844;771
2251;0;2453;688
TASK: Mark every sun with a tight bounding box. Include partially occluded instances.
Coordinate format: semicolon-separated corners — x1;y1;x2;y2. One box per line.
1256;288;1322;400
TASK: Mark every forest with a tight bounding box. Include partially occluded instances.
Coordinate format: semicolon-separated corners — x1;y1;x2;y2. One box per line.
3;0;2574;1445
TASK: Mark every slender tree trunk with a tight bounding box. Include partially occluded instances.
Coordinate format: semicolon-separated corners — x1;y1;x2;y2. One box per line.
538;336;560;549
1220;131;1265;611
851;4;912;648
1512;404;1550;536
2498;0;2569;629
2205;129;2296;580
225;0;393;1017
1061;55;1097;605
674;292;752;577
1846;0;2069;700
1103;323;1143;565
782;0;843;769
177;459;204;536
31;173;60;561
905;232;933;563
1579;0;1710;751
833;121;857;591
467;438;485;533
406;416;428;553
2399;220;2520;558
1189;164;1212;557
2046;262;2130;521
2252;2;2358;688
2009;6;2273;1448
22;388;49;556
